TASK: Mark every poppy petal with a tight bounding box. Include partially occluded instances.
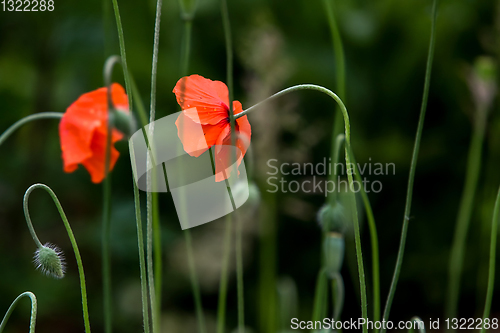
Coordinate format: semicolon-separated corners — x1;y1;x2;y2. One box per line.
175;108;211;157
173;75;229;125
59;83;128;183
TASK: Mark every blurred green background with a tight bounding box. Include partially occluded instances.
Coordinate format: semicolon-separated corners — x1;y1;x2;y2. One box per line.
1;0;500;332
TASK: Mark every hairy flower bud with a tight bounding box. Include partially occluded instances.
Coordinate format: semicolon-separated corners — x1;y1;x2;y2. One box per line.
33;243;65;279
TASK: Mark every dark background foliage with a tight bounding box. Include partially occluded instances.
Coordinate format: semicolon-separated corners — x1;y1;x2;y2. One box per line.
1;0;500;332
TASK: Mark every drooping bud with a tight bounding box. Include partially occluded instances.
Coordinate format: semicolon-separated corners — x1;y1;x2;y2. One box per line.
467;56;497;114
111;108;136;138
323;232;345;278
231;181;261;210
33;243;65;279
317;202;346;233
179;0;198;19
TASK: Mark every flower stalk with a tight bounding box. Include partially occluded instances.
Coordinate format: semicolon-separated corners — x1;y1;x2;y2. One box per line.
236;83;368;332
129;140;151;333
480;185;500;333
381;0;438;329
146;0;163;332
23;184;91;333
0;292;37;333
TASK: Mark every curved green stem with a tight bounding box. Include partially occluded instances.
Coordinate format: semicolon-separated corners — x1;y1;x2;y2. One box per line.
0;292;37;333
0;112;63;147
236;84;367;332
322;0;381;319
323;0;345;151
129;140;151;333
23;184;91;333
480;186;500;333
381;1;438;329
110;0;132;110
331;273;344;321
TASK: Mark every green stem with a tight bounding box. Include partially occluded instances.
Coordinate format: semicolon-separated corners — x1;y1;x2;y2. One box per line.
381;1;438;329
258;192;277;333
236;214;245;333
180;18;193;76
23;184;91;333
129;141;151;333
331;273;344;321
110;0;133;109
236;84;367;332
147;0;163;332
311;268;328;322
349;147;380;326
216;214;233;333
323;0;345;148
178;7;207;331
446;111;487;320
322;0;381;319
220;1;241;332
185;230;207;333
102;55;119;333
480;186;500;333
152;192;162;326
0;292;37;333
0;112;63;147
129;74;149;128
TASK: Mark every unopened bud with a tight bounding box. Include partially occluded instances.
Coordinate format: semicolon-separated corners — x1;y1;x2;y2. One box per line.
34;243;65;279
317;202;346;232
111;108;136;138
180;0;198;19
231;181;261;210
323;232;344;277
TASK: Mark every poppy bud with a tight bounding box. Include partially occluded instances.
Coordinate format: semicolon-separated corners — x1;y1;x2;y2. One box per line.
467;56;497;114
33;243;65;279
111;108;135;138
230;181;261;211
247;182;261;208
323;232;344;278
317;202;346;233
179;0;198;19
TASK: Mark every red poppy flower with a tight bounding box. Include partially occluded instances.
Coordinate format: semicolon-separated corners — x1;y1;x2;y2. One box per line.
173;75;251;182
59;83;129;183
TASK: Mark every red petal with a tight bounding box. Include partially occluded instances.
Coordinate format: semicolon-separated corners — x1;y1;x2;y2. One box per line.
173;75;229;125
59;83;128;183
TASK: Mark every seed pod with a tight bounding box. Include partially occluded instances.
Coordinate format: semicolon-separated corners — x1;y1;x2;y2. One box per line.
323;232;344;278
33;243;65;279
